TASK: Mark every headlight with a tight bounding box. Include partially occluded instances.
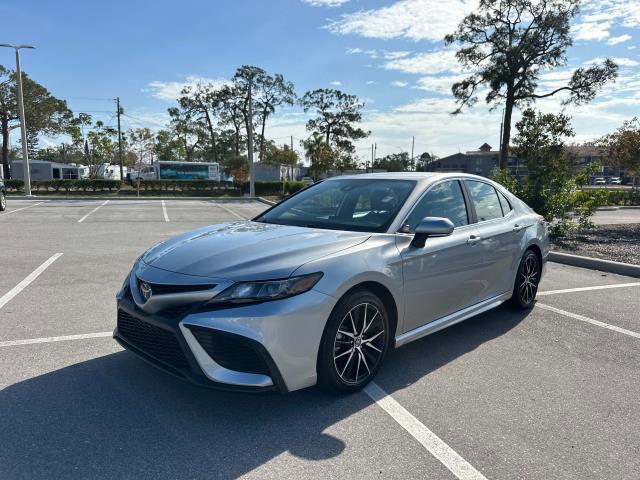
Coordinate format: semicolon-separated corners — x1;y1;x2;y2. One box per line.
208;272;323;306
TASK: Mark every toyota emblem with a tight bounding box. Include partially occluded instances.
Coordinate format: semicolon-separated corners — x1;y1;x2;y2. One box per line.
140;281;152;301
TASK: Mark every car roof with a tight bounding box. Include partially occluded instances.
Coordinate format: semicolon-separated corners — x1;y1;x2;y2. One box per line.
323;172;487;182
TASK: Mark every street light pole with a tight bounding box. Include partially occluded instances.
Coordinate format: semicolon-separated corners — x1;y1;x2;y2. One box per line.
0;44;35;195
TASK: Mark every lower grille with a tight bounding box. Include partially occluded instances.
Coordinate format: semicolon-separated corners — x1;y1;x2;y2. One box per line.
117;310;189;369
188;326;269;375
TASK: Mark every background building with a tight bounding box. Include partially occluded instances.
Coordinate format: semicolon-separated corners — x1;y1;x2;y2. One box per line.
11;160;82;181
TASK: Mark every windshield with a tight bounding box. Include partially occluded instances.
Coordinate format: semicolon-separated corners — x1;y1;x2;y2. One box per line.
255;178;416;232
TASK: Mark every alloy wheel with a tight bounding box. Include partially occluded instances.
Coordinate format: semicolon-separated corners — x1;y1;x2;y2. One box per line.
333;302;386;384
519;254;539;305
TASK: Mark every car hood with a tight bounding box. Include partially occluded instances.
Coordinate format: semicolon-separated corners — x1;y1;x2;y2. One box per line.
141;221;370;281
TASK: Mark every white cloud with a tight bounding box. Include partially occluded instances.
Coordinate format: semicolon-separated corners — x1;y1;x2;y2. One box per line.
572;21;612;41
415;75;461;93
302;0;350;6
581;0;640;29
346;48;411;60
384;49;461;75
391;81;409;87
628;45;637;50
145;75;227;101
366;80;377;85
330;80;342;86
327;0;477;42
585;57;640;67
607;34;632;45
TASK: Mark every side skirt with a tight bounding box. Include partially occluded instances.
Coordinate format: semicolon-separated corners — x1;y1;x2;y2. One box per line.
394;292;512;348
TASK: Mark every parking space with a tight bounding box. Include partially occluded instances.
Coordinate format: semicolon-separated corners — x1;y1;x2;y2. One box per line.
1;199;639;479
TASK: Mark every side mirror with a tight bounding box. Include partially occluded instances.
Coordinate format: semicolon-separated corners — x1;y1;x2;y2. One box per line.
410;217;455;248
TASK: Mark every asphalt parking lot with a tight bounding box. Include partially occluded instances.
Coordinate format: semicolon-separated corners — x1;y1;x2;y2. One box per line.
1;198;639;480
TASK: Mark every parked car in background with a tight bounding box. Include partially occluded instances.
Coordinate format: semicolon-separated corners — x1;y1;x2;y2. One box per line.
301;176;314;186
115;173;549;394
610;177;622;185
594;177;606;185
0;178;6;211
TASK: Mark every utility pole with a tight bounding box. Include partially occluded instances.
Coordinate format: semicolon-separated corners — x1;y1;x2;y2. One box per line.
116;97;124;181
499;108;504;164
290;135;294;180
247;75;255;198
370;144;374;173
411;136;415;162
374;143;377;169
1;44;35;195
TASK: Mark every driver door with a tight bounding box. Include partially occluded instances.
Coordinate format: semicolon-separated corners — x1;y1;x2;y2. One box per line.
397;179;486;333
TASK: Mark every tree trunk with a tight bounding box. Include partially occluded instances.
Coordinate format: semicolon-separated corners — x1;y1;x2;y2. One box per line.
259;110;267;163
203;110;218;163
500;90;515;170
1;113;9;178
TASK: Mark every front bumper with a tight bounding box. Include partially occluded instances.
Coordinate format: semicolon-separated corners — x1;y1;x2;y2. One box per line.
114;287;336;393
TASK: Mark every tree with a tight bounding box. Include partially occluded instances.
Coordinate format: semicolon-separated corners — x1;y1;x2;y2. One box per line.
445;0;618;169
495;107;604;234
415;152;438;172
373;152;414;172
86;121;118;177
300;88;369;153
597;118;640;188
154;129;185;161
178;83;220;162
265;143;299;180
302;133;334;179
0;64;73;177
254;73;295;162
127;128;155;166
167;107;205;162
217;85;245;160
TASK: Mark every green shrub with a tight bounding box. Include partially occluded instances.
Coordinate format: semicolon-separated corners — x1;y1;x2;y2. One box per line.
5;179;24;191
241;180;307;196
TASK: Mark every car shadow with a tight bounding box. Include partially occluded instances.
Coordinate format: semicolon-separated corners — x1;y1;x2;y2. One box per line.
0;305;531;479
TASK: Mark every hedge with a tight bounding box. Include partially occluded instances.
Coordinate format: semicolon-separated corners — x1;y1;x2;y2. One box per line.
135;179;240;195
5;179;121;192
574;188;640;206
240;180;307;196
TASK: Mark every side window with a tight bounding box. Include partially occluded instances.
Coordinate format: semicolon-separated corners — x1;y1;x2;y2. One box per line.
464;180;503;222
403;181;468;233
497;191;512;215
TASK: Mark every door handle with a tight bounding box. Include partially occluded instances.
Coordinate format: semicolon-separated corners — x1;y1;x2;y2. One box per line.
467;234;482;245
512;224;526;232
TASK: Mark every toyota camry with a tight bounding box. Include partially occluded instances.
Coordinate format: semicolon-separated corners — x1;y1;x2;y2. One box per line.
114;173;548;394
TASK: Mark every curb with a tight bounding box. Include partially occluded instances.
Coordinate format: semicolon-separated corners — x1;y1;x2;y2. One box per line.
7;195;265;202
596;206;640;211
256;197;277;206
549;251;640;278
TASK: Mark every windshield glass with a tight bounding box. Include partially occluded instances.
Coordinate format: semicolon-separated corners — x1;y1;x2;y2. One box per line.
255;178;416;232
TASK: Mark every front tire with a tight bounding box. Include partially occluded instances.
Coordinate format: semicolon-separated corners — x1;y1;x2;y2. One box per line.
0;191;6;211
510;249;541;309
318;290;390;394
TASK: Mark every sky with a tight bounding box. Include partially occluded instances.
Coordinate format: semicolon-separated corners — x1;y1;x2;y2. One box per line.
2;0;639;162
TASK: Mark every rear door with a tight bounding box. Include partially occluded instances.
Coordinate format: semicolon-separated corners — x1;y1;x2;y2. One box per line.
398;179;485;333
463;180;525;297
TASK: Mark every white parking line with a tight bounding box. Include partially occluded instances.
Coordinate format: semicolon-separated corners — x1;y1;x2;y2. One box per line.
78;200;109;223
210;200;245;220
364;382;487;480
538;282;640;296
0;201;46;216
162;200;170;222
536;303;640;339
0;253;63;310
0;331;112;348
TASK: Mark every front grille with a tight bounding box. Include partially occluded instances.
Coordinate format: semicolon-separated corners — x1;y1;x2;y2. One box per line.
138;279;216;296
188;326;269;375
158;304;194;319
117;310;189;369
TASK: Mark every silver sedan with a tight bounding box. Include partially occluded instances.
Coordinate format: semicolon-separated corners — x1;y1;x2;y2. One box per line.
114;173;549;394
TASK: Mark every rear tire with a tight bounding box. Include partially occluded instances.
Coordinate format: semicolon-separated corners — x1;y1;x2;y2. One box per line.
510;249;541;309
0;192;6;211
318;290;390;394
